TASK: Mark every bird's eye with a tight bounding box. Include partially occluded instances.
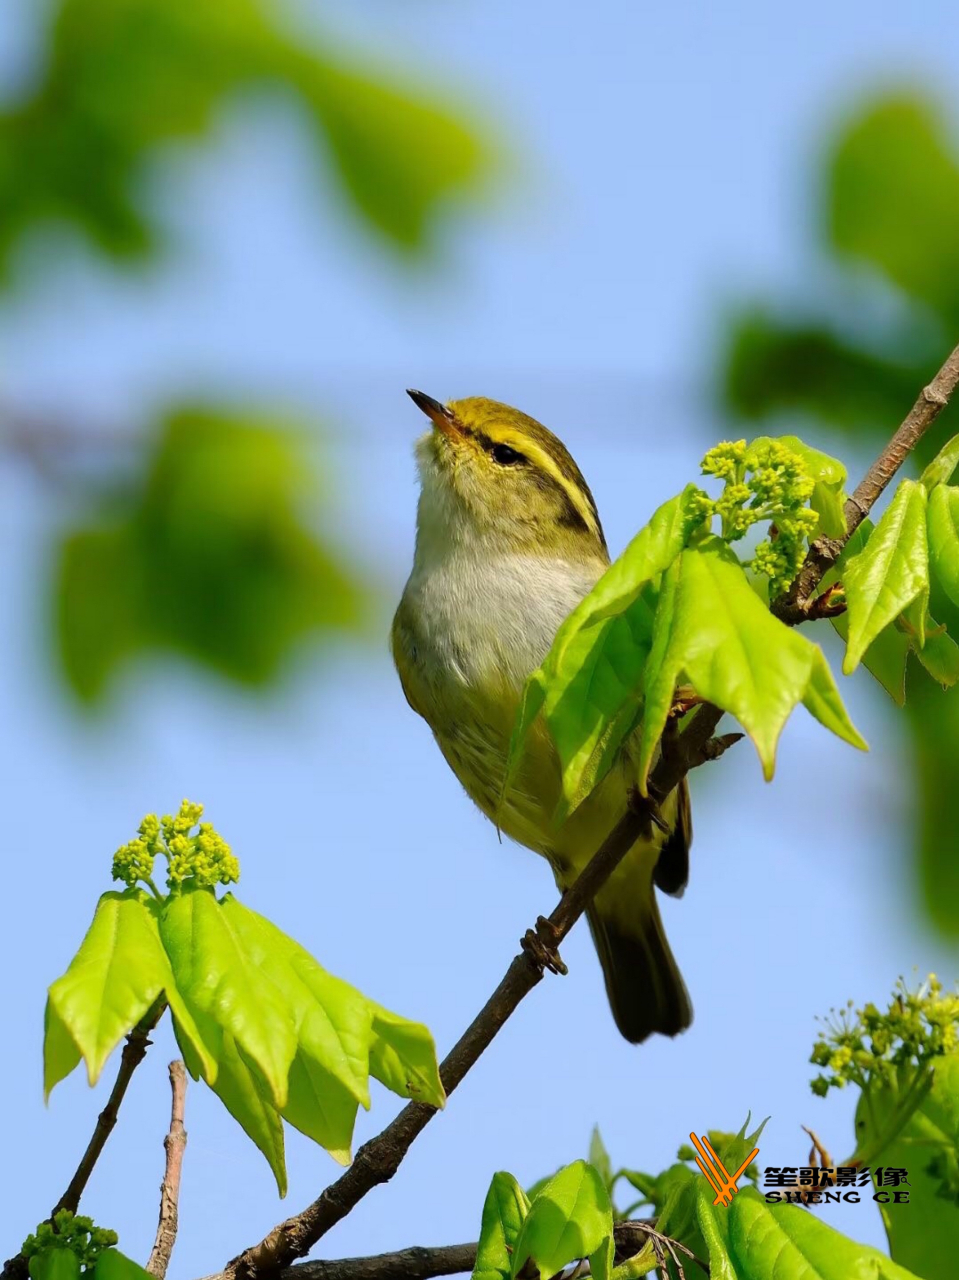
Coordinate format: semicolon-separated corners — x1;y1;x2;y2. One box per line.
490;443;524;466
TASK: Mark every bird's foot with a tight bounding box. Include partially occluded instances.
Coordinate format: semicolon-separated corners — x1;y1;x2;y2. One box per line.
521;915;568;976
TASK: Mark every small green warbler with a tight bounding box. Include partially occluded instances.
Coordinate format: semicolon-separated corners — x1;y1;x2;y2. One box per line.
392;392;691;1043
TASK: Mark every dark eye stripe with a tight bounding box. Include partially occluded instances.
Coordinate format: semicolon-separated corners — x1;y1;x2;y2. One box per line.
491;443;524;466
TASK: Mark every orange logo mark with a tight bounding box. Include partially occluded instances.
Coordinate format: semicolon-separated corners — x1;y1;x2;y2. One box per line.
690;1132;760;1207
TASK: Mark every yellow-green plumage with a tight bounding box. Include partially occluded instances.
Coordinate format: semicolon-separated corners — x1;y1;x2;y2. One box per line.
392;393;692;1043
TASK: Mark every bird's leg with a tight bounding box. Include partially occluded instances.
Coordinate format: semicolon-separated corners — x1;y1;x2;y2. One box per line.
521;915;568;976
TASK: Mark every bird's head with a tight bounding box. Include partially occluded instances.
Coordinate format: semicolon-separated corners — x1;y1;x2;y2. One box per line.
407;391;608;562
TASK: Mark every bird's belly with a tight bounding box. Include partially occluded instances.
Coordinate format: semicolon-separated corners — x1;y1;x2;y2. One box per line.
395;553;604;859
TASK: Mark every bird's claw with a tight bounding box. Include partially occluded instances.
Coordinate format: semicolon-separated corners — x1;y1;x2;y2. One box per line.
521;916;568;976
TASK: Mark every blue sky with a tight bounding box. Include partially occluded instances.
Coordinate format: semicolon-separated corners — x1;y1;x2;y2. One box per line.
3;1;959;1274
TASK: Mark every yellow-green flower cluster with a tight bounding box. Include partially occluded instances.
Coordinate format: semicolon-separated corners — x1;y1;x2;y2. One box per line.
810;975;959;1097
111;813;163;888
692;438;820;596
22;1212;118;1273
112;800;239;892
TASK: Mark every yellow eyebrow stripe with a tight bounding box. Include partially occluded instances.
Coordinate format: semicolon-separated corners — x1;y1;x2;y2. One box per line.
494;428;601;539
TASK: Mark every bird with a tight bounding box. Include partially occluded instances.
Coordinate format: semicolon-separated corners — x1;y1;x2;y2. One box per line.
391;391;691;1043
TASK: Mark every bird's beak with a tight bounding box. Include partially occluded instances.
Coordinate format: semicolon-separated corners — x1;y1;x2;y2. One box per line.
407;389;461;441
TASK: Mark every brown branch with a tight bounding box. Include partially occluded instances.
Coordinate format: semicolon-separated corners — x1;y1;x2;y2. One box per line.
203;1216;708;1280
773;340;959;622
223;705;730;1280
52;996;168;1219
147;1061;189;1280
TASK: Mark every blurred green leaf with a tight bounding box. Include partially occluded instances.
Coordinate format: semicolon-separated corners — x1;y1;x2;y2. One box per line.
828;97;959;323
0;0;489;274
638;537;866;787
472;1172;530;1280
842;480;929;673
910;677;959;935
56;407;365;702
511;1162;612;1280
721;310;929;431
853;1055;959;1280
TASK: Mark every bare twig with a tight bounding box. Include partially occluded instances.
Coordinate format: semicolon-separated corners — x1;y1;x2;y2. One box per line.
223;706;730;1280
773;340;959;622
51;996;168;1219
147;1061;189;1280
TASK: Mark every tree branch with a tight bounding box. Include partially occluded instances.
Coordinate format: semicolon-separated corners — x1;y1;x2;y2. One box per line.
223;705;730;1280
52;996;168;1220
147;1061;188;1280
205;1216;707;1280
773;340;959;622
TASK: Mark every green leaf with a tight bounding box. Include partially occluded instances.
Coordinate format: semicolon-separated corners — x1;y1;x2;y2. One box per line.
93;1251;153;1280
823;521;910;704
928;484;959;610
694;1182;736;1280
282;1050;359;1167
751;434;848;537
368;1003;446;1109
28;1251;80;1280
921;435;959;490
299;57;489;250
159;887;297;1108
727;1187;923;1279
589;1126;613;1189
0;0;490;275
505;486;702;815
218;897;373;1106
721;310;928;431
829;97;959;322
853;1056;959;1280
842;480;929;673
512;1161;614;1280
57;408;366;703
472;1172;530;1280
915;618;959;688
638;538;866;788
44;889;212;1096
175;1010;288;1196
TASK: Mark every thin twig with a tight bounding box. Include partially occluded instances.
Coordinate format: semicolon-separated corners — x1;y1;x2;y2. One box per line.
2;998;167;1280
147;1061;189;1280
223;706;729;1280
52;996;168;1219
773;340;959;622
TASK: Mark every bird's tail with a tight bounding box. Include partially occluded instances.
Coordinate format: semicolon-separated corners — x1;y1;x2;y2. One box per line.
586;896;692;1044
